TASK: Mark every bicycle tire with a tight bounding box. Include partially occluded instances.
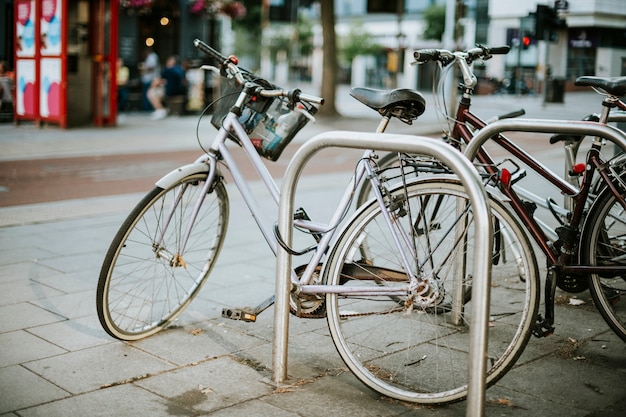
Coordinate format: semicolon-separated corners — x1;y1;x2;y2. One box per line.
324;178;539;404
580;183;626;341
97;173;229;340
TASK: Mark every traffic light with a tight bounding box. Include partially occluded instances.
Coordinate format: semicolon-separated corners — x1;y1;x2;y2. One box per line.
535;4;566;41
521;33;532;49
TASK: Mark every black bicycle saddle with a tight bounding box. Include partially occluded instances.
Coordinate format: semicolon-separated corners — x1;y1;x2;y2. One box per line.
350;87;426;124
575;76;626;97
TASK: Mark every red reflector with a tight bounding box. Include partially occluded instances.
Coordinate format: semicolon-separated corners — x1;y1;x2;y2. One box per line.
500;169;511;186
573;163;585;174
228;55;239;65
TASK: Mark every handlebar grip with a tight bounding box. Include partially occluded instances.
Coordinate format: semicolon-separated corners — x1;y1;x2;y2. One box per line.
488;46;511;55
498;109;525;120
193;38;227;64
297;92;325;106
413;49;439;63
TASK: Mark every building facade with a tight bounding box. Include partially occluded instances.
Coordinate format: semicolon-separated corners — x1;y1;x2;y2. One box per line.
487;0;626;92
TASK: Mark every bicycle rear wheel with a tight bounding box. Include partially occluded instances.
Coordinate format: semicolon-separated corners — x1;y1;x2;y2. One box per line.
580;185;626;341
97;173;229;340
324;178;539;404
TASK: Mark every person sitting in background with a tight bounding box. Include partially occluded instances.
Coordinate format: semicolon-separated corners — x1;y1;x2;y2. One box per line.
116;57;129;114
0;60;14;122
0;60;14;107
147;55;186;120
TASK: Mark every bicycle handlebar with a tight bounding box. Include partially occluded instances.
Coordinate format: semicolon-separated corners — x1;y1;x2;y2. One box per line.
193;38;227;65
413;45;510;88
194;38;324;106
413;45;510;65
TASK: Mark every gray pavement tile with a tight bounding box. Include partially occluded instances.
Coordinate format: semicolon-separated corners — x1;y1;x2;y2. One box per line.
497;350;626;414
0;365;69;414
0;330;67;367
238;330;345;381
130;322;269;366
0;302;66;333
199;277;276;311
549;296;617;340
29;290;96;320
34;252;101;275
0;246;58;266
0;260;59;284
15;384;171;417
0;196;135;228
26;316;112;352
481;385;586;417
135;356;273;414
262;370;437;417
576;331;626;369
0;270;65;305
31;269;99;294
206;399;301;417
23;343;174;395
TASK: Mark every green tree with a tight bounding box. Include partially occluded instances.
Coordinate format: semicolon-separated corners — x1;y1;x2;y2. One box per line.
423;4;446;41
231;0;263;67
340;23;383;65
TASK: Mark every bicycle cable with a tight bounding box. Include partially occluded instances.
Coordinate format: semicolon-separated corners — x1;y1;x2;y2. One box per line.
273;156;373;255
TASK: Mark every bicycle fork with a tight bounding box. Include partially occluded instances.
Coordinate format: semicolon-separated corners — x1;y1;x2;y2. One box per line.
154;154;219;267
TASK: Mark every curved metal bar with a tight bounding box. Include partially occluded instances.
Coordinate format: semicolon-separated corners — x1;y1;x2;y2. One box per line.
464;119;626;162
274;131;493;416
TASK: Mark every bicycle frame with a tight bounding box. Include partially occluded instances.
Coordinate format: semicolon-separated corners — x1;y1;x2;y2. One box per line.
453;101;626;274
158;103;426;298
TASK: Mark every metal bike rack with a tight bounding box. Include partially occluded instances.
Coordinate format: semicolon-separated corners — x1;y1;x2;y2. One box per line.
464;118;626;162
274;131;493;417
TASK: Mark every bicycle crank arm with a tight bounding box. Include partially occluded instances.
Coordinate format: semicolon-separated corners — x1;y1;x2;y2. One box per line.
222;295;275;322
532;266;557;338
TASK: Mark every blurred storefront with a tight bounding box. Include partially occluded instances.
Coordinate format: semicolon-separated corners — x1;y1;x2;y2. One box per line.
10;0;118;127
1;0;223;127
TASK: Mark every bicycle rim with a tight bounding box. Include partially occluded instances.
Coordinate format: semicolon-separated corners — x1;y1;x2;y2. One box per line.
97;174;229;340
582;187;626;341
324;178;539;404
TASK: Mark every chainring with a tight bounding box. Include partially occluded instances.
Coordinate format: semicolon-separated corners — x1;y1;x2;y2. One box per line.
291;264;326;318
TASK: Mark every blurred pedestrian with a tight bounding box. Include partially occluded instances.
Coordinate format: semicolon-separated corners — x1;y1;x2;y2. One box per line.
0;60;14;120
116;57;129;114
147;55;186;120
138;47;160;111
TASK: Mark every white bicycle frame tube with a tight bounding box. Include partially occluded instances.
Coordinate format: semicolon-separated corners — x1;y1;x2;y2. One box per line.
189;110;419;293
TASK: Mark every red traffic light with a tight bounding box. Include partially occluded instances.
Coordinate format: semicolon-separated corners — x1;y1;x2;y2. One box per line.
522;36;531;49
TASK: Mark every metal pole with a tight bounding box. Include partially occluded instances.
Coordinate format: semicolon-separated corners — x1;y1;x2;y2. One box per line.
273;132;493;416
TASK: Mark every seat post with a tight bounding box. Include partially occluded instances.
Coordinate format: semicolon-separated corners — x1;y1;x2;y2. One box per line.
376;115;391;133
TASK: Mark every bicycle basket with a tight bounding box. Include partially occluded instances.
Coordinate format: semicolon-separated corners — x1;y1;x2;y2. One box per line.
210;76;317;162
248;98;317;161
210;76;274;132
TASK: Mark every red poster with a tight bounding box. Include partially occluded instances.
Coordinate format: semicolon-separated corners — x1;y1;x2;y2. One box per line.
16;59;36;117
41;0;62;56
16;0;36;58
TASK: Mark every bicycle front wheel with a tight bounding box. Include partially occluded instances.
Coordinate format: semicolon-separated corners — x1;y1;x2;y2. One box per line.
324;178;539;404
97;173;229;340
581;185;626;341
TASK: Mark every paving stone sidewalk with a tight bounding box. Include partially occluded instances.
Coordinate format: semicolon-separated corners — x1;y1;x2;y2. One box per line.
1;89;625;416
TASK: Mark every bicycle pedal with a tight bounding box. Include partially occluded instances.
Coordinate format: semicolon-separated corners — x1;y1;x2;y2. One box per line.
531;314;554;338
222;308;257;322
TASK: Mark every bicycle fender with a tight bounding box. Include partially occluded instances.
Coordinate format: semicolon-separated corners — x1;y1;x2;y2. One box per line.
155;162;210;189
